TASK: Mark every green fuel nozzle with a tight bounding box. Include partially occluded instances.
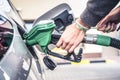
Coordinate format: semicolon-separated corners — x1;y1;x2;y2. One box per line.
23;20;83;63
23;20;56;53
23;20;57;70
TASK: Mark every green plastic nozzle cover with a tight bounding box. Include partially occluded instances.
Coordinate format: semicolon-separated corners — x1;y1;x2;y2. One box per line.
23;20;56;53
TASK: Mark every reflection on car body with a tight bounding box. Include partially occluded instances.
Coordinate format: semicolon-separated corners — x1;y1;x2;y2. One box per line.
0;15;13;58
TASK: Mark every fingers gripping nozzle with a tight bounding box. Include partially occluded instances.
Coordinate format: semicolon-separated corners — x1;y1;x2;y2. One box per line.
50;34;83;62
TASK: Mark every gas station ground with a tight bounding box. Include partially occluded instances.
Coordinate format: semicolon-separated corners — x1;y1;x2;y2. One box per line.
45;63;120;80
44;47;120;80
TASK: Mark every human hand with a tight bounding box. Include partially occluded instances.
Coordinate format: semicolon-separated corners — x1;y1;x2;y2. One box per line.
56;18;89;53
97;6;120;32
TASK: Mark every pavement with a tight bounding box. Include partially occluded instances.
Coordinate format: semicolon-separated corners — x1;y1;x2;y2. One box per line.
44;63;120;80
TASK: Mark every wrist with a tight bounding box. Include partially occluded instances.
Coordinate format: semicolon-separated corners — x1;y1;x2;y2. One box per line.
75;18;90;31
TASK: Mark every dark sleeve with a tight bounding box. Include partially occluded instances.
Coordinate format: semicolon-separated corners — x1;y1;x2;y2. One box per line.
80;0;120;27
